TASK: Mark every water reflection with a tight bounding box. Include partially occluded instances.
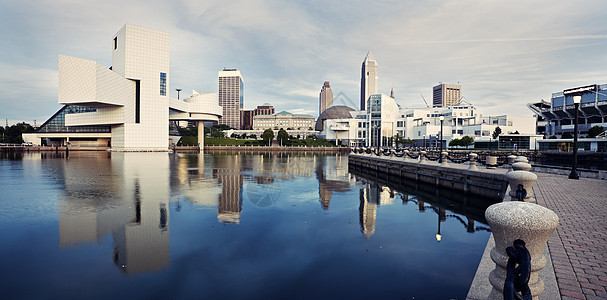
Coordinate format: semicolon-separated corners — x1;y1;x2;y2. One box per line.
351;168;494;242
39;151;495;278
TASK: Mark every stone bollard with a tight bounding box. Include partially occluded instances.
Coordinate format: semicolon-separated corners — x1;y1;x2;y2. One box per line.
505;157;537;202
507;155;517;172
485;202;559;300
468;153;479;170
440;151;449;167
419;151;427;164
486;156;498;169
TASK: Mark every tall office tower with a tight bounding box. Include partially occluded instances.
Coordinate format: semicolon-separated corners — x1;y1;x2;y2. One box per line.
360;51;378;110
319;81;333;116
433;83;462;107
218;68;244;129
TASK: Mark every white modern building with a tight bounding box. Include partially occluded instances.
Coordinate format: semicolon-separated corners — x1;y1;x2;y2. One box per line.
319;102;536;148
23;24;222;150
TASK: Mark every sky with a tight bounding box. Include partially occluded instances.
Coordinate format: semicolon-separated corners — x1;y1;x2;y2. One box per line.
1;0;607;126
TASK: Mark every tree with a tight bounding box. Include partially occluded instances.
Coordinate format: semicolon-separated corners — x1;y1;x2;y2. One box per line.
250;134;257;139
561;132;573;139
0;126;5;143
492;126;502;140
6;122;34;144
277;129;289;145
587;125;605;138
449;138;461;147
460;136;474;148
261;129;274;145
210;125;226;138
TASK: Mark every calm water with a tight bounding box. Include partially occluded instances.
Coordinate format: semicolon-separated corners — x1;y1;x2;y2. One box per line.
0;151;495;299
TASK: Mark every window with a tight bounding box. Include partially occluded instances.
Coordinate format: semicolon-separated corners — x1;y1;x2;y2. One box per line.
160;73;166;96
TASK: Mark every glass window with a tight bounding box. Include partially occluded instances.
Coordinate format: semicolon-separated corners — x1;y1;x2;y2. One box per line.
160;72;167;96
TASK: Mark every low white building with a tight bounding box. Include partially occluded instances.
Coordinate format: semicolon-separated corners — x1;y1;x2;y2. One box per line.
252;111;315;130
319;97;537;148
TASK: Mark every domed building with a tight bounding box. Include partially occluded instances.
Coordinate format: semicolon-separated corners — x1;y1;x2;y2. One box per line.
315;105;355;131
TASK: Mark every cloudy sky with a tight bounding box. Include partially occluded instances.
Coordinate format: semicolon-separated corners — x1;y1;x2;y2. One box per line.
1;0;606;125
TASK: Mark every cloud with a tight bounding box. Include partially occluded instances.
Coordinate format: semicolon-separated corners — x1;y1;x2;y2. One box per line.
1;0;607;124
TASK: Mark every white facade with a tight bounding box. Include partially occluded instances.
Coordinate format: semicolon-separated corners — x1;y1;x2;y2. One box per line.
252;111;315;130
24;24;222;150
320;103;536;147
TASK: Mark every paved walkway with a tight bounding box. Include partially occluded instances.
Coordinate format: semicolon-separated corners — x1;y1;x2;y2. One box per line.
533;173;607;300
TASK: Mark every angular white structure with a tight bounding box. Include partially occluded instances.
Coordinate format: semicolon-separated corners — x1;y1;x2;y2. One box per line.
24;24;222;150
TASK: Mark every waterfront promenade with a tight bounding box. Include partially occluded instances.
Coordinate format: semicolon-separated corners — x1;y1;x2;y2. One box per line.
533;173;607;299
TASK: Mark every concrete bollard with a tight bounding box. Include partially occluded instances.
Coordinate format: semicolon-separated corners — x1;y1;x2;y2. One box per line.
505;157;537;202
419;151;427;164
440;151;449;167
507;155;517;172
485;202;559;300
468;153;479;170
486;156;497;169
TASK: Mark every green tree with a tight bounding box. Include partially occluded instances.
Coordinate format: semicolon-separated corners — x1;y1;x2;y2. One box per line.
250;134;257;139
210;125;226;138
460;136;474;148
561;132;573;139
261;129;274;145
587;125;605;138
492;126;502;140
449;138;461;147
178;126;197;137
0;126;5;143
6;122;34;144
277;129;289;145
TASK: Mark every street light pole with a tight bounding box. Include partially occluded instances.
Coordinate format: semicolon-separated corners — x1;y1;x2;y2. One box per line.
423;134;426;149
569;95;581;179
439;115;444;163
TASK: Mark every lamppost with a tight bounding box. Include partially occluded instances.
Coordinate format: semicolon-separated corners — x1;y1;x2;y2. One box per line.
569;95;581;179
439;115;444;163
423;134;426;149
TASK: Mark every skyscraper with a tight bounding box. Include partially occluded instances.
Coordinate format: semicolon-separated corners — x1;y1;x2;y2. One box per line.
433;83;462;107
218;68;244;129
319;81;333;116
360;51;378;110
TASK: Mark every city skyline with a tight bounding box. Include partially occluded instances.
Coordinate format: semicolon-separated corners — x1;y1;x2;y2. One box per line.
2;0;607;125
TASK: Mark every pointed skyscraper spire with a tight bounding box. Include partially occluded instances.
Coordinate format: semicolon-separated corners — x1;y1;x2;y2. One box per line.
365;51;375;62
390;87;394;99
360;51;378;110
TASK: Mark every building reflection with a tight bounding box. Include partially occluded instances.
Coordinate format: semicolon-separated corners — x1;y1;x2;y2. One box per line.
58;152;170;275
213;155;243;224
315;154;354;210
354;173;491;240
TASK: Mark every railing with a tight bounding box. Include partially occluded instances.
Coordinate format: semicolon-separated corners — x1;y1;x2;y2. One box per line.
350;147;512;167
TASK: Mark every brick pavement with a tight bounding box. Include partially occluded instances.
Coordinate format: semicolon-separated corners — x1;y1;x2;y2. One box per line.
533;173;607;300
